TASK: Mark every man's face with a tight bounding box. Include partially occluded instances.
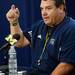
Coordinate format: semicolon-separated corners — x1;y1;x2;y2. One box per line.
40;0;64;26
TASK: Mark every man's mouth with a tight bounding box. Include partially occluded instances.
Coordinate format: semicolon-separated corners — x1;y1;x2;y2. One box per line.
43;17;49;20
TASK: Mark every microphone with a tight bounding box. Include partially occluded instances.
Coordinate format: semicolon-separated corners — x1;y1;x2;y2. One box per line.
0;34;20;51
13;34;20;40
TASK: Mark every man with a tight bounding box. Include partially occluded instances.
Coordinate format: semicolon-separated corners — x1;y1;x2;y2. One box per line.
6;0;75;75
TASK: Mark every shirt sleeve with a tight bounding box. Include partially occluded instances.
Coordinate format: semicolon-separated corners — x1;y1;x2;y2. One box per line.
23;31;32;43
59;27;75;64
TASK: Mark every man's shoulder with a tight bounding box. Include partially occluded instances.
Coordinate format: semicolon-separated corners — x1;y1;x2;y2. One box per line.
62;17;75;30
68;17;75;27
61;17;75;36
65;17;75;31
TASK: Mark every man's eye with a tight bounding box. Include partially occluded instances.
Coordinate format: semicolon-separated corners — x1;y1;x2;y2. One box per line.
47;7;52;10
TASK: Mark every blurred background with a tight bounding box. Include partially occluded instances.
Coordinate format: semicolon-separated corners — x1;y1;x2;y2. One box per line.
0;0;75;73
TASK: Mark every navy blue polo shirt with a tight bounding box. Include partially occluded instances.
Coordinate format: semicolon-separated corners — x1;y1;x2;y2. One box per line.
23;17;75;75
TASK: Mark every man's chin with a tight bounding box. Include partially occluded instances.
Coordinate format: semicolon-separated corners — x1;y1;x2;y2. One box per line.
44;21;49;24
44;21;51;25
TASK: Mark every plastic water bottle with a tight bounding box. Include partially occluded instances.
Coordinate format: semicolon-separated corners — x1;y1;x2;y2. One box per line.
0;71;5;75
8;46;17;75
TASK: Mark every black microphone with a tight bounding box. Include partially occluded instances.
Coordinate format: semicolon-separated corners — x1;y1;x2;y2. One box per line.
13;34;20;40
0;34;20;51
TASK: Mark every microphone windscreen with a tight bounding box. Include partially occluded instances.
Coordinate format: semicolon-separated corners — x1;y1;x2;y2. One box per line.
13;34;20;40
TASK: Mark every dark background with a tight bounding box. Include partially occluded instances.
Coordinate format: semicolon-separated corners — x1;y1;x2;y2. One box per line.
0;0;75;71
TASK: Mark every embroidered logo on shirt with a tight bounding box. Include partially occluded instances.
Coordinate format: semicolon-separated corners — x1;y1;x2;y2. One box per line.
37;35;42;39
28;31;32;37
49;38;55;45
59;47;62;51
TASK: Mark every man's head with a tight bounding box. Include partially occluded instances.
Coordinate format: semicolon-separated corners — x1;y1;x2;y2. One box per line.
40;0;66;27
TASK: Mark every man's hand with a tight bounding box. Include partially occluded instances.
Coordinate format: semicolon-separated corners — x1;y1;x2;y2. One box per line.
6;5;30;47
6;5;20;24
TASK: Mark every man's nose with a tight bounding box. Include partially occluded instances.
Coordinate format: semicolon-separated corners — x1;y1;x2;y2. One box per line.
42;10;47;16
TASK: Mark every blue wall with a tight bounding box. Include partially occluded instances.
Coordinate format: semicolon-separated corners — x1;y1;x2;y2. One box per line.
0;0;75;71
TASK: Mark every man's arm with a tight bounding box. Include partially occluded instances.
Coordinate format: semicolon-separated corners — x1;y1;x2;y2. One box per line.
51;63;75;75
6;5;30;47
